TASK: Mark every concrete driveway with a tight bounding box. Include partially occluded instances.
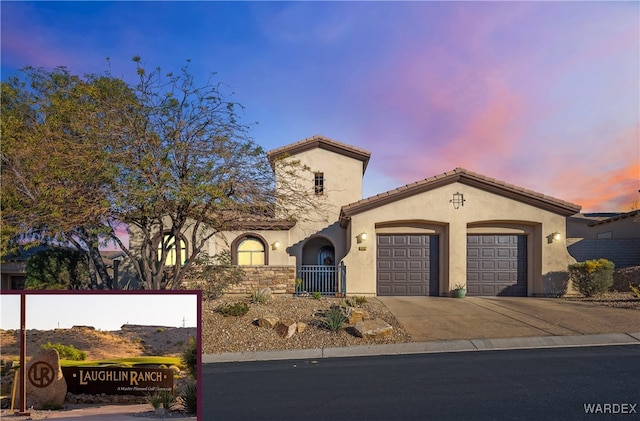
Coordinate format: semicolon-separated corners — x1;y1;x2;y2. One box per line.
377;296;640;342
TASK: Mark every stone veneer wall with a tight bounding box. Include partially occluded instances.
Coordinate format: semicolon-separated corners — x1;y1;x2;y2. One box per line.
224;266;296;295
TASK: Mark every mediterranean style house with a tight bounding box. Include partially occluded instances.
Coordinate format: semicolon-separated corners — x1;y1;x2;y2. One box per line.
8;135;634;295
201;134;583;297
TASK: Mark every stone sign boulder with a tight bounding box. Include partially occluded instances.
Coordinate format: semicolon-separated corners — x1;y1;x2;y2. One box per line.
353;319;393;339
15;348;67;409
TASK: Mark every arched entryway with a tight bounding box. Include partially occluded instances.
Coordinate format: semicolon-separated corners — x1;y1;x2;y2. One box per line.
298;237;341;295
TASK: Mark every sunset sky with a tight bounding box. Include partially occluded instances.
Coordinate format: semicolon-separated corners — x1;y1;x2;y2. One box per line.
2;1;638;212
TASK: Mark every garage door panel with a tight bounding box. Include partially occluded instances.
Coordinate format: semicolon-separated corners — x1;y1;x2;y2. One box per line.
467;234;527;297
378;285;391;295
393;261;407;271
408;249;424;258
378;261;391;271
378;236;392;246
377;234;439;296
393;237;407;246
378;249;392;258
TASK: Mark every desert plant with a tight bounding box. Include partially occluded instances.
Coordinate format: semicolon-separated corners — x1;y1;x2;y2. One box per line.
312;291;322;300
251;288;272;304
353;296;368;306
188;251;245;299
147;390;177;411
215;302;250;317
568;259;615;297
295;278;303;292
323;306;347;332
180;381;197;415
40;342;87;361
181;337;197;379
630;284;640;299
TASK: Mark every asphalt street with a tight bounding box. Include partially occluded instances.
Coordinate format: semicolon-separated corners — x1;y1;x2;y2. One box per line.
203;345;640;421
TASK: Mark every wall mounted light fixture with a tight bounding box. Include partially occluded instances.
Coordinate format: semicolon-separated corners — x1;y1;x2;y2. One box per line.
271;241;281;250
357;232;368;243
547;232;562;244
450;192;465;209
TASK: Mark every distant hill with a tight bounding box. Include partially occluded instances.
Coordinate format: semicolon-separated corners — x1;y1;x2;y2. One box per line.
0;325;197;361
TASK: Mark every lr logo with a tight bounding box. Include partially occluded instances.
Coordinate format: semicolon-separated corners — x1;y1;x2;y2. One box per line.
28;361;55;388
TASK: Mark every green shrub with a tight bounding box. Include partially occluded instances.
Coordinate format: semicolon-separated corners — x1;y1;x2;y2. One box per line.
40;342;87;361
353;296;368;306
568;259;615;297
312;291;322;300
188;251;245;299
251;288;272;304
181;337;197;379
215;302;249;317
147;390;177;411
25;247;90;289
323;306;347;332
180;381;197;415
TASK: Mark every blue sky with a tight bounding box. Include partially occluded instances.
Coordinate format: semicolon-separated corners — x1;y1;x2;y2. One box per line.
0;293;198;330
2;1;639;212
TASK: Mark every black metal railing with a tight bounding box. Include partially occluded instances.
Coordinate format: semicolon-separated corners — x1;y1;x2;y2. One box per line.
296;262;346;296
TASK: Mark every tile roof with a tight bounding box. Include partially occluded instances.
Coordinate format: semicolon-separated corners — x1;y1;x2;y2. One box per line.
587;209;640;226
339;167;582;226
266;134;371;174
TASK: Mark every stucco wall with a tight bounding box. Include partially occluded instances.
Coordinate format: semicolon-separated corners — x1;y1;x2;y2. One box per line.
341;182;575;296
274;147;364;226
212;230;295;266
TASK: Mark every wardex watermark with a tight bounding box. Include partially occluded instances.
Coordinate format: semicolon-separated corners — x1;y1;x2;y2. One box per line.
584;403;637;414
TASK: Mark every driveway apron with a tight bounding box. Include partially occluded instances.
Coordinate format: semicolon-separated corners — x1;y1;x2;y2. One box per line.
376;297;640;342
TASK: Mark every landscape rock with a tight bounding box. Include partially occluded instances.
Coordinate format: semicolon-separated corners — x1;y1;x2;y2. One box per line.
274;319;297;339
256;315;279;329
258;287;273;300
353;319;393;339
348;308;369;324
15;348;67;410
296;322;307;334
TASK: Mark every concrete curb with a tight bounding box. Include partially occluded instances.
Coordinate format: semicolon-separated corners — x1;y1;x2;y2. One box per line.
202;332;640;363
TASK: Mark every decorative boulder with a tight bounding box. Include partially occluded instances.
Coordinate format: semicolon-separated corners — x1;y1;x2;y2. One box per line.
257;287;273;300
353;319;393;339
15;348;67;409
257;315;279;329
296;322;307;334
274;319;297;339
348;308;369;324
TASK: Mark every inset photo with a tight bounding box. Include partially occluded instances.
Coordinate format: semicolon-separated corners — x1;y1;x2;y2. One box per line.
0;291;200;419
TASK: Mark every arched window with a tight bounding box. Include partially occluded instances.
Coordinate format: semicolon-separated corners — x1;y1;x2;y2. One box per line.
157;233;187;266
237;237;265;266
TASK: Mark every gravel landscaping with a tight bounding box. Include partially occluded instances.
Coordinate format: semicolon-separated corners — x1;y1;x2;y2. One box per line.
201;295;413;354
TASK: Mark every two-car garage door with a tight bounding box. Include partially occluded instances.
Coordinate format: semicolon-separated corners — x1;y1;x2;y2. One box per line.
376;233;527;297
